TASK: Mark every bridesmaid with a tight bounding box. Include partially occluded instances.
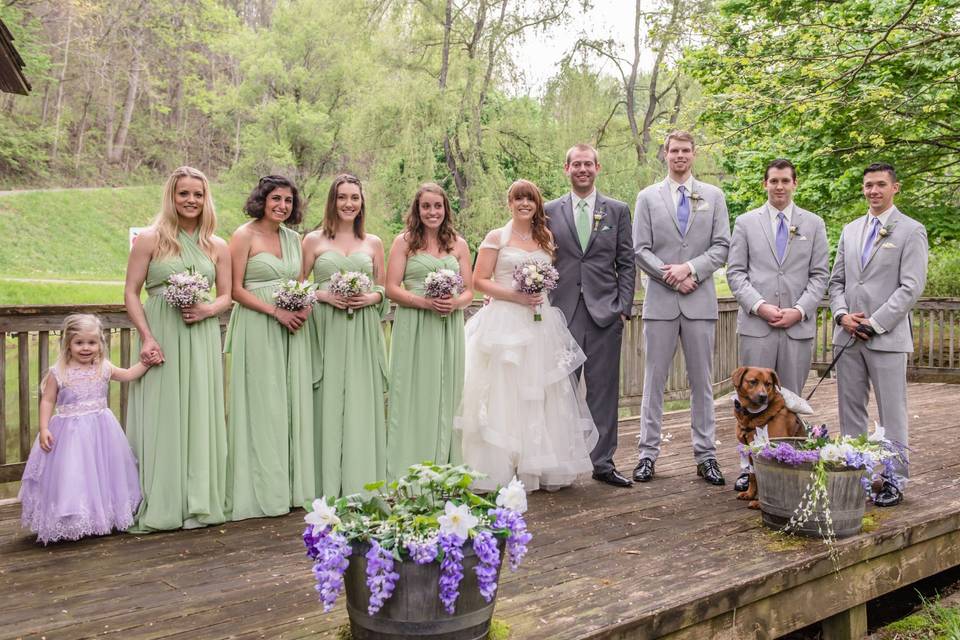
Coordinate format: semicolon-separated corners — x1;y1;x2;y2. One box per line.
224;175;316;520
302;174;388;497
385;184;473;478
124;166;231;531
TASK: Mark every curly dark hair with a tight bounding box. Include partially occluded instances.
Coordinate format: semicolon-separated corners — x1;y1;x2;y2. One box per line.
404;183;458;256
244;175;304;226
322;174;366;239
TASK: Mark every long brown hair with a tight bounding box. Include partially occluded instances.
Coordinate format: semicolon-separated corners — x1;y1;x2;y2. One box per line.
508;179;554;259
404;183;457;256
322;174;366;239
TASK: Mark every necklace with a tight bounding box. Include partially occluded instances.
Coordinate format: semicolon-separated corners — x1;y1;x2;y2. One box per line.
513;228;533;241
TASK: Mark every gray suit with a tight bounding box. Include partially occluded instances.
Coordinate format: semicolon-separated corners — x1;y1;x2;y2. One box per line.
545;192;635;474
726;204;830;393
633;178;731;463
828;207;928;477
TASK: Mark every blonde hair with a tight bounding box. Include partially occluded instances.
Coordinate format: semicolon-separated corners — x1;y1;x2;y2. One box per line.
152;166;218;260
46;314;109;389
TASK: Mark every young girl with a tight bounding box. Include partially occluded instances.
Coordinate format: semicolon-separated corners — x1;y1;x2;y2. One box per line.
19;314;148;544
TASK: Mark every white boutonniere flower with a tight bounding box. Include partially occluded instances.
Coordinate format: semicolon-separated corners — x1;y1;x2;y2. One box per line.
788;225;807;240
689;191;709;211
878;222;896;238
592;208;607;232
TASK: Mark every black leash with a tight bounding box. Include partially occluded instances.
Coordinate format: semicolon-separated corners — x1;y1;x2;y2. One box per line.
805;333;857;402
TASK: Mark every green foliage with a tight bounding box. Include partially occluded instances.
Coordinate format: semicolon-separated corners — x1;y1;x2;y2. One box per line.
925;244;960;296
878;596;960;639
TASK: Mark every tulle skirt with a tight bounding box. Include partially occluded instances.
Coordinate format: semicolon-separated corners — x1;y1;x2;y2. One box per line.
19;410;141;544
454;299;598;492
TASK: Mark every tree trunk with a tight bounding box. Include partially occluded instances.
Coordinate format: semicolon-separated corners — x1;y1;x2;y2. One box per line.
73;90;93;173
51;13;73;161
626;0;643;162
438;0;468;206
108;41;143;165
641;0;682;156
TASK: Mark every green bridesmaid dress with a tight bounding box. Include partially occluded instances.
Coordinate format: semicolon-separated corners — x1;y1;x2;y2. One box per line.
386;254;465;479
223;225;316;520
308;251;388;497
126;230;228;532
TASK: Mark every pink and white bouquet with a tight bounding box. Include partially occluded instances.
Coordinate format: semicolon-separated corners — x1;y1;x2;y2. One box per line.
423;268;464;319
163;268;212;309
328;270;373;318
512;259;559;321
273;280;318;311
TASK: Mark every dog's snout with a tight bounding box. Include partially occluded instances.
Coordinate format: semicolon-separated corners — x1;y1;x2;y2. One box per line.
758;393;768;403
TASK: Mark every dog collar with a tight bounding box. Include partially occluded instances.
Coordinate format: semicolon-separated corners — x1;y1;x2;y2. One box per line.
734;397;769;415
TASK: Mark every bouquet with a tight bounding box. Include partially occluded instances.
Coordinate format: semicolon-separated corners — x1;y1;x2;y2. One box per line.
162;268;212;309
302;464;532;615
328;271;373;318
272;280;318;311
512;259;559;321
423;268;464;319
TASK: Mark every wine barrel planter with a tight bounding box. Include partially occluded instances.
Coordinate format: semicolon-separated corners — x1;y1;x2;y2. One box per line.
344;540;505;640
754;439;867;538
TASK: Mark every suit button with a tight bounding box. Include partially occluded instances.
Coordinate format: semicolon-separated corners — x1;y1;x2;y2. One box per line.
858;280;863;285
778;271;783;275
577;282;581;286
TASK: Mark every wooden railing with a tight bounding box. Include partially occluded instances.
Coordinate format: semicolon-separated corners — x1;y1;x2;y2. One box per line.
4;298;958;484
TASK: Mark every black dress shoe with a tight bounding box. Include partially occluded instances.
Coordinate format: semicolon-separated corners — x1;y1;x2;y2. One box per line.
592;469;633;487
632;458;655;483
733;472;750;493
873;481;903;507
697;459;725;486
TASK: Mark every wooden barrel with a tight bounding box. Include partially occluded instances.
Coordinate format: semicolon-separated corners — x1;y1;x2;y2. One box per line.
344;540;505;640
754;439;866;538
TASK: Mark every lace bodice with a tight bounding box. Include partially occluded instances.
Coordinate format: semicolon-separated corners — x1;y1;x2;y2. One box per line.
51;363;110;417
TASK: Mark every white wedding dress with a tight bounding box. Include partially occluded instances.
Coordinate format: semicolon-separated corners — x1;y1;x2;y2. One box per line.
455;222;598;492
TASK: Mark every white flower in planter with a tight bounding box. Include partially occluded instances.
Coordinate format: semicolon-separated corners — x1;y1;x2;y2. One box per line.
495;476;528;514
305;497;341;528
438;501;479;539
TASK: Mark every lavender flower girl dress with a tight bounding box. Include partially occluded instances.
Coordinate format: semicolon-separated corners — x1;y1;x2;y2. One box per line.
19;363;141;544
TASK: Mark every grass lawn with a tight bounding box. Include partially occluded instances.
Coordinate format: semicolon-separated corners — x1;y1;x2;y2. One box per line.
0;280;126;305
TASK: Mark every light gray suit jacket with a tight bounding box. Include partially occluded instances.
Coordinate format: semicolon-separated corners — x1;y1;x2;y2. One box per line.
633;178;731;320
727;204;830;339
545;192;635;328
828;207;928;352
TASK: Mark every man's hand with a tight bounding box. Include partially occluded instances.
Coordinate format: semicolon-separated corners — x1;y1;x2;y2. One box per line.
841;311;867;338
756;303;783;323
769;307;802;328
677;277;698;294
661;263;692;287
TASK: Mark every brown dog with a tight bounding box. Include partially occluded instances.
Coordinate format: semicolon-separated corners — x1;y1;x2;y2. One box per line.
732;366;805;508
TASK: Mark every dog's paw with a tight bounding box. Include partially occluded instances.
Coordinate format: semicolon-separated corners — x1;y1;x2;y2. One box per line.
737;489;757;501
748;500;760;510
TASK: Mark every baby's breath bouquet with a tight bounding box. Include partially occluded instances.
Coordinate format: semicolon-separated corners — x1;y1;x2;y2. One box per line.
328;270;373;318
162;267;212;309
301;464;531;616
272;280;317;311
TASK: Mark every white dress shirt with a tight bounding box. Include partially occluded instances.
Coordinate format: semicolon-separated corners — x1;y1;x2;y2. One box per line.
571;190;597;216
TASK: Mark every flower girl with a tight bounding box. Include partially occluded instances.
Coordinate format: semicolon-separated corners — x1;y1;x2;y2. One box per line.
19;314;148;544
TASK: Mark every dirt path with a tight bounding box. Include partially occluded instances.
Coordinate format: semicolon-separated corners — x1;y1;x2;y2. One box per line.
0;276;123;285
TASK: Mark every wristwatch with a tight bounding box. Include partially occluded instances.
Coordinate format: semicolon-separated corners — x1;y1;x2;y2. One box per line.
835;312;846;326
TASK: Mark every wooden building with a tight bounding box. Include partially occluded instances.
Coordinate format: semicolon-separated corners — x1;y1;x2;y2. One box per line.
0;19;30;95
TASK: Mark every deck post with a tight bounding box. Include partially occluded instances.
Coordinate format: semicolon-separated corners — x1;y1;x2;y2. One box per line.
820;602;867;640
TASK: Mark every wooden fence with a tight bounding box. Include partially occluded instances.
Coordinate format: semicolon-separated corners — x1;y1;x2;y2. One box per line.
3;298;958;484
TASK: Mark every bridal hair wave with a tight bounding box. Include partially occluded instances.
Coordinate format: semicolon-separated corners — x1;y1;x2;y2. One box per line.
244;175;304;226
46;314;109;392
322;174;366;240
152;166;218;261
404;183;457;257
507;179;555;260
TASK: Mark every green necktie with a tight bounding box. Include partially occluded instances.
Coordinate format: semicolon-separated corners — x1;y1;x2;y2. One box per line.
575;199;591;249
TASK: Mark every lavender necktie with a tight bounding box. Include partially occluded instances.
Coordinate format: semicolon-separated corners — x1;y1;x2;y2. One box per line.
861;217;880;268
775;212;788;263
676;186;690;236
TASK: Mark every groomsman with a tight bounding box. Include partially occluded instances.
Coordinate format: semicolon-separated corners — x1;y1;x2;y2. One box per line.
546;144;636;488
632;131;731;485
726;159;830;492
829;162;928;507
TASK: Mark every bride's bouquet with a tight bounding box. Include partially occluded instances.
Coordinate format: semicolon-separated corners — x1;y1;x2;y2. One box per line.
328;270;373;318
272;280;318;311
162;268;212;309
423;268;464;319
512;259;559;321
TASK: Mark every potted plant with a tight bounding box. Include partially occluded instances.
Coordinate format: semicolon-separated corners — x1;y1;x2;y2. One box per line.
745;424;905;543
301;463;532;639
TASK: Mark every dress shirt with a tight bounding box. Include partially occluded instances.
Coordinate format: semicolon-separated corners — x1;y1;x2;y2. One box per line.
571;190;598;217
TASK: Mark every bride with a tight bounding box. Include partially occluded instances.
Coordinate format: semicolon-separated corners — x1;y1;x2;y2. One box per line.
456;179;598;492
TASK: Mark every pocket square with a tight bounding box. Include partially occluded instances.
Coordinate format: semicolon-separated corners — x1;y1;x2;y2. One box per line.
600;225;612;232
694;201;709;212
881;242;897;249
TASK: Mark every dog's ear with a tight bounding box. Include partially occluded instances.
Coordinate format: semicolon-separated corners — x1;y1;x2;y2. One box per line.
732;366;748;389
770;369;781;389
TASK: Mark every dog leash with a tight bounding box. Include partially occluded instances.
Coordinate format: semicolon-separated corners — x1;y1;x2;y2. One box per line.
805;333;857;402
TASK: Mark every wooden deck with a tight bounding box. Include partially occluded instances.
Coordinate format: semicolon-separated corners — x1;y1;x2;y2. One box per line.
2;378;960;640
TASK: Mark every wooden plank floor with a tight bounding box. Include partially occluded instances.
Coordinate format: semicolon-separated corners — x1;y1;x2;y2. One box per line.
2;379;959;640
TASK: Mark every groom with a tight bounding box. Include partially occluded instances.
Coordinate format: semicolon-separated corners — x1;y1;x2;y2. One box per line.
545;143;636;488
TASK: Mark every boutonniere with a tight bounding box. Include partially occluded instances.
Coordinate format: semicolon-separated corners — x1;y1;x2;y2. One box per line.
592;208;607;232
878;222;896;238
789;225;799;237
689;191;708;211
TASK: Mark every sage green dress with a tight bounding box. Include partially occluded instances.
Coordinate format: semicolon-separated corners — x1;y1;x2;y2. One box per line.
126;230;227;532
223;225;316;520
386;254;465;479
307;251;388;497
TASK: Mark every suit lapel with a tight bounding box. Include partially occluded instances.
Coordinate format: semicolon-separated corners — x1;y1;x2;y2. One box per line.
757;204;778;262
559;194;582;254
852;215;868;276
658;180;681;235
782;206;803;264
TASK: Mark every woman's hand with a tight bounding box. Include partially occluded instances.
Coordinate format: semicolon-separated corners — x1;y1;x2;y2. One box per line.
429;295;455;315
39;428;54;452
345;292;381;310
139;338;165;365
273;306;305;333
181;303;214;325
317;289;349;310
513;292;543;308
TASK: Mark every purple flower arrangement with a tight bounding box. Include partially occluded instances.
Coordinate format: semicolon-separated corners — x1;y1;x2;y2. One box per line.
162;268;212;309
272;280;318;311
423;269;464;299
512;259;559;321
328;270;373;318
300;464;532;617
